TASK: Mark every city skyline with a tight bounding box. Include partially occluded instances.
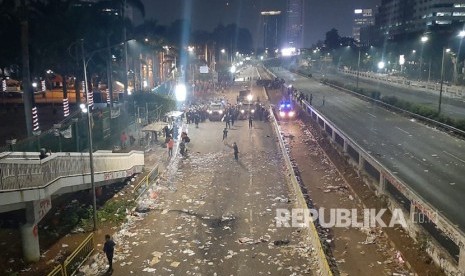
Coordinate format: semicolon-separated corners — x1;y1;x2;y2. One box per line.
138;0;379;48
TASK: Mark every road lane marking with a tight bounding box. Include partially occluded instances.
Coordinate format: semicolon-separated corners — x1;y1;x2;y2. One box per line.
443;151;465;164
367;113;376;118
395;127;411;135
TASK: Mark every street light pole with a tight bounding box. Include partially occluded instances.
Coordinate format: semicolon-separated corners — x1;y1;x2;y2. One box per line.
439;47;450;115
356;48;361;89
81;40;98;231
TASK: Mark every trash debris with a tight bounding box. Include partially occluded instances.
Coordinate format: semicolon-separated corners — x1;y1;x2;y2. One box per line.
273;240;290;246
395;251;405;264
170;261;180;268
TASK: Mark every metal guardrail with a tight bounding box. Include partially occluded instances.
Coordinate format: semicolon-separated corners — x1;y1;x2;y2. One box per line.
269;107;333;276
63;233;94;276
0;150;144;190
133;164;159;200
46;265;64;276
257;69;333;275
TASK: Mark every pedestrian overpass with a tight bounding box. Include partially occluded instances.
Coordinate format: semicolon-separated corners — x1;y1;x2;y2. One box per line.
0;150;145;262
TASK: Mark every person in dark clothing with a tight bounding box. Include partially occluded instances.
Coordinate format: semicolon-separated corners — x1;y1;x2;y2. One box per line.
309;94;313;105
103;234;116;272
233;142;239;160
39;148;47;160
248;115;253;129
225;114;231;129
223;128;228;140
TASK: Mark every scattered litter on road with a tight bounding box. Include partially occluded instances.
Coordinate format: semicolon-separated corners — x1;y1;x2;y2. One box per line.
273;240;290;246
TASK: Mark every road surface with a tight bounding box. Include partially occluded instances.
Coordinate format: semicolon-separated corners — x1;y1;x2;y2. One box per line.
318;68;465;120
79;66;317;275
271;67;465;233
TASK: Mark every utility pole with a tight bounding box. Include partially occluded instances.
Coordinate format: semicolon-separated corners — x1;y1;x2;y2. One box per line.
122;0;129;100
81;40;98;231
356;48;361;89
107;35;114;107
20;0;34;137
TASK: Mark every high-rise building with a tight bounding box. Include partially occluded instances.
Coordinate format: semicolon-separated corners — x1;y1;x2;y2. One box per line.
261;11;283;50
375;0;465;39
353;9;374;42
286;0;304;49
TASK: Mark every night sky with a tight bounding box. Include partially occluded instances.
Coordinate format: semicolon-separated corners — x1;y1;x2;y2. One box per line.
137;0;380;48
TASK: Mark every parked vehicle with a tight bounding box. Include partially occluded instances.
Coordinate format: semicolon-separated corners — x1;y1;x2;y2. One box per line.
207;102;225;121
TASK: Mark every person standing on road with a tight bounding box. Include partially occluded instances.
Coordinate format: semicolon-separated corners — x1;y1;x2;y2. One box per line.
248;115;253;129
233;142;239;160
322;96;325;106
167;136;174;157
223;127;228;140
103;234;116;273
309;94;313;105
120;132;127;149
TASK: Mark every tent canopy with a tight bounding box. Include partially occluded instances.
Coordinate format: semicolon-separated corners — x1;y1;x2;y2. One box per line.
142;122;169;132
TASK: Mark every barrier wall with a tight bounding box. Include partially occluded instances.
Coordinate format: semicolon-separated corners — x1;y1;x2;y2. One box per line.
258;68;334;275
0;150;145;190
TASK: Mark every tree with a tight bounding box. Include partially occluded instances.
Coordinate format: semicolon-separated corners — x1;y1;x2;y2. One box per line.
325;28;341;50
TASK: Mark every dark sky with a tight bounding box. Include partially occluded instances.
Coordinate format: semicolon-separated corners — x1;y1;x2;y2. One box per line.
137;0;380;48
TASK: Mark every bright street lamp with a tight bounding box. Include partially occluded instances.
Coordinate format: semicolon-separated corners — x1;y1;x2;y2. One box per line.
175;83;187;102
221;49;226;54
377;61;385;70
458;31;465;38
421;36;428;43
230;65;236;74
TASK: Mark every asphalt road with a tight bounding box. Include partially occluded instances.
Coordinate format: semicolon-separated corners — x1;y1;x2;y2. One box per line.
319;68;465;120
85;68;316;275
271;67;465;233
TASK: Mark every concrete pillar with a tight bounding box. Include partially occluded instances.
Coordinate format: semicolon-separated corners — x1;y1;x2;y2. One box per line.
459;246;465;273
20;201;40;262
410;204;417;223
331;129;336;142
358;155;364;170
378;174;386;195
343;140;348;153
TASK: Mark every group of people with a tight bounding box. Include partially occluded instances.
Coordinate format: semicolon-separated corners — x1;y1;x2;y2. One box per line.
221;103;270;129
287;86;317;106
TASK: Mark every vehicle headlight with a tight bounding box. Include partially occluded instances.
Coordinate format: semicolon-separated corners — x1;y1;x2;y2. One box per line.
219;110;223;114
251;109;255;113
208;110;212;114
279;111;285;117
241;110;245;113
289;111;295;117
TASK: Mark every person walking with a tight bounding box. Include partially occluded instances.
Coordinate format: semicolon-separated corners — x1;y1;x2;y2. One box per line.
167;136;174;157
223;127;228;140
225;113;231;129
233;142;239;161
248;115;253;129
120;132;127;149
322;96;325;106
309;94;313;105
103;234;116;273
